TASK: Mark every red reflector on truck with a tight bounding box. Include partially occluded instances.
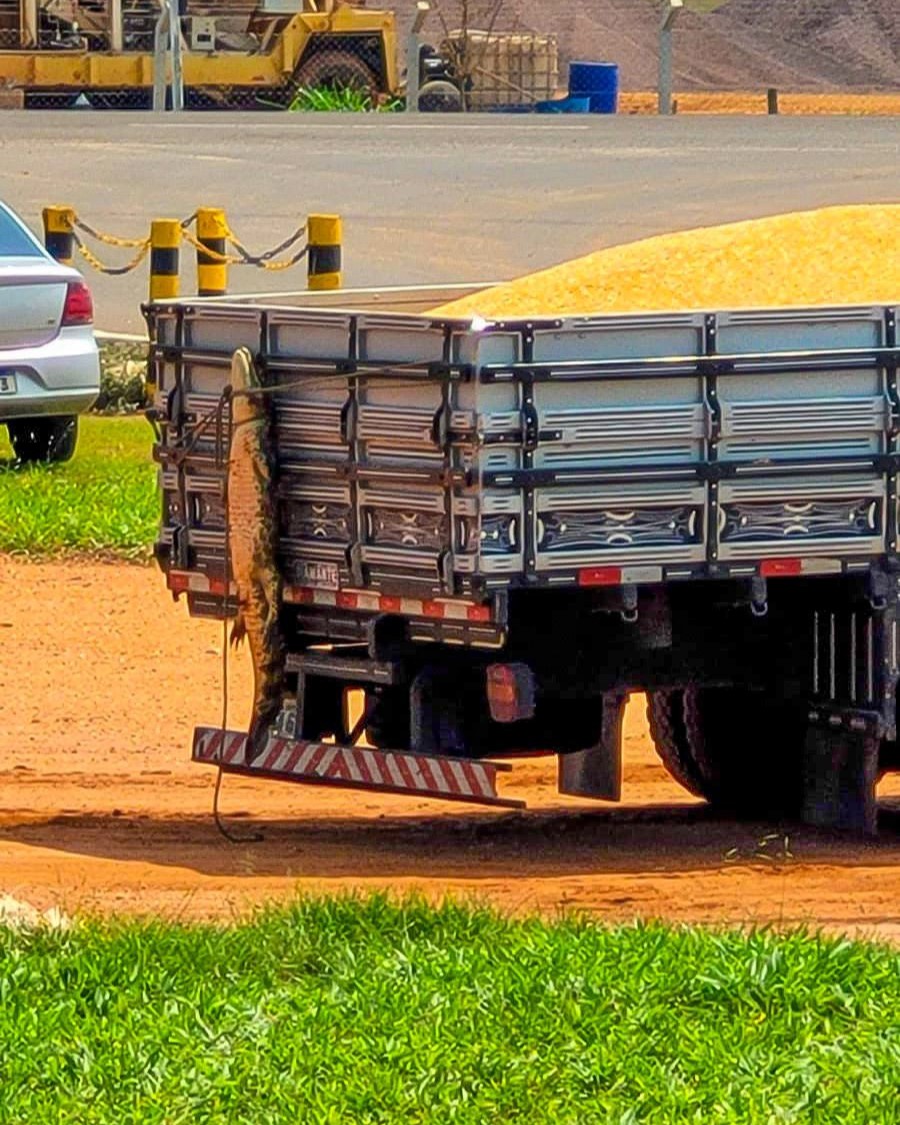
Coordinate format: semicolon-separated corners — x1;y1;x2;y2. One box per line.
579;567;622;587
760;558;803;577
284;586;494;626
467;605;492;623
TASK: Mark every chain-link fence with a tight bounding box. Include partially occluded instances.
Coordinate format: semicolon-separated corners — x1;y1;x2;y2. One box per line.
401;0;900;96
0;0;391;109
1;0;897;111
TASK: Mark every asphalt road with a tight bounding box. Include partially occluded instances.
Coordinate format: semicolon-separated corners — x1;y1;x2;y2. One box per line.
1;112;898;332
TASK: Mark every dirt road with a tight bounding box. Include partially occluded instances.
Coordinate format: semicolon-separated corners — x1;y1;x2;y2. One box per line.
2;559;899;939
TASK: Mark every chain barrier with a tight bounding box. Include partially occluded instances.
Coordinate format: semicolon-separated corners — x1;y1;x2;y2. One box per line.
179;219;309;272
72;215;151;250
53;209;311;275
71;227;151;276
42;205;341;297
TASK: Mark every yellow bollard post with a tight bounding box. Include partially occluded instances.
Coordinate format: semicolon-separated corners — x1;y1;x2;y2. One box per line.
42;205;76;266
196;207;229;296
307;213;343;291
149;219;181;302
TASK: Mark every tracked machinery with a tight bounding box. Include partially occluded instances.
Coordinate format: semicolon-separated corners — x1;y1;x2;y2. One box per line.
0;0;404;108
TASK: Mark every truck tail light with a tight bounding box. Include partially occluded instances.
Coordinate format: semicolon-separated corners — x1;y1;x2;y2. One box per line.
486;663;536;724
760;558;803;577
62;280;94;326
579;566;622;587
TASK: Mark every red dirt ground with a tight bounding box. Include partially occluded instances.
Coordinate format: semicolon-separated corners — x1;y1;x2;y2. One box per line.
2;558;900;939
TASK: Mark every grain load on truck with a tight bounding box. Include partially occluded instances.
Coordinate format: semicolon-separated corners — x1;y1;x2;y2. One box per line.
432;206;900;319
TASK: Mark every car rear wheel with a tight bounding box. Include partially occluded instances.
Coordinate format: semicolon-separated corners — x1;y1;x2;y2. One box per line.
7;416;79;464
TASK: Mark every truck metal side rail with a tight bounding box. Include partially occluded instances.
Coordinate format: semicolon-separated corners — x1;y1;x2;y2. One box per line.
145;298;900;622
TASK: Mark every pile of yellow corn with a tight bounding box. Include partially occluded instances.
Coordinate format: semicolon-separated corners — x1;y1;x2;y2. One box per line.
432;205;900;319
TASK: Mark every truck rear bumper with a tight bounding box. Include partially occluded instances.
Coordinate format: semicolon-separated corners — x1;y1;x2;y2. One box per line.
193;726;524;810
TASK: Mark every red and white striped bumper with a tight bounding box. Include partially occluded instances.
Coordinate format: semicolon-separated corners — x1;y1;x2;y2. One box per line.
193;727;524;810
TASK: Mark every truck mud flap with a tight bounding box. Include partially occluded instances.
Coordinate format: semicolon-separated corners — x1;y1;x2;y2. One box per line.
802;709;882;836
557;692;627;802
193;727;525;810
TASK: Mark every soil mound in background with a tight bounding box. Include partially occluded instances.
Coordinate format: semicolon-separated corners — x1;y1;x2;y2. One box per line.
393;0;900;91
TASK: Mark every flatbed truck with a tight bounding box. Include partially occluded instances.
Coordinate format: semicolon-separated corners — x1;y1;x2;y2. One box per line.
144;284;900;834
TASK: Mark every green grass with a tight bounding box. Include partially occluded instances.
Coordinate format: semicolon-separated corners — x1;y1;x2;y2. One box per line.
1;896;898;1123
288;84;403;112
0;415;158;560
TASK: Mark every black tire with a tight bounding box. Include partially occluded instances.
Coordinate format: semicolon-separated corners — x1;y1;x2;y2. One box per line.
410;669;470;757
294;48;381;101
646;690;709;798
8;417;78;464
417;80;463;113
364;685;410;750
646;686;807;816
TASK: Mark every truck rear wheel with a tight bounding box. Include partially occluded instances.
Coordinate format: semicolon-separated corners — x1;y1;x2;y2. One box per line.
646;687;807;816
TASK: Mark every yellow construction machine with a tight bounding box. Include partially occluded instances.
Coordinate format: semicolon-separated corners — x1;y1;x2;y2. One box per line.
0;0;400;107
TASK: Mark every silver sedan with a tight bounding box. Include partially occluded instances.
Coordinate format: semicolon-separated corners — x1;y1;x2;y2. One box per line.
0;200;100;463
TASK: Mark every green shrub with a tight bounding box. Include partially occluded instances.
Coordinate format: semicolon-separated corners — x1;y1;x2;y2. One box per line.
95;341;149;414
289;84;403;112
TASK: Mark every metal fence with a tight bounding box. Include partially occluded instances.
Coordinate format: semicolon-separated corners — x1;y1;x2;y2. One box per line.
403;0;899;95
0;0;393;110
1;0;897;112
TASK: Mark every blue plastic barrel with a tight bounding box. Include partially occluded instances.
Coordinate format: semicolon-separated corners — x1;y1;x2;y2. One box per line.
568;61;619;114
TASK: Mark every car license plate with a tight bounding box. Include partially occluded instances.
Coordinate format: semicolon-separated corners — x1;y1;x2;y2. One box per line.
0;372;16;395
299;561;340;590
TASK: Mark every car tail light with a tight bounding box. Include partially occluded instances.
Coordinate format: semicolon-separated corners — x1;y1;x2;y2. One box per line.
62;280;93;326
